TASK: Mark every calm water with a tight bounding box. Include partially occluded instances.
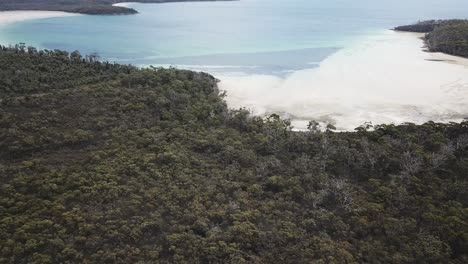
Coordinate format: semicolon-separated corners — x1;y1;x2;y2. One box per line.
1;0;468;74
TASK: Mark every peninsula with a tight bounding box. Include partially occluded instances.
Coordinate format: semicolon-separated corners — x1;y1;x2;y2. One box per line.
395;19;468;58
0;0;236;15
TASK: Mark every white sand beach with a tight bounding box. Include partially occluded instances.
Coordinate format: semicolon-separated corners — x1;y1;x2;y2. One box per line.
429;52;468;68
218;30;468;131
112;3;138;8
0;11;79;27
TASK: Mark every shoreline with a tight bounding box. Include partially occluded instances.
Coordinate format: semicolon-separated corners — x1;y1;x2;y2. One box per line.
112;3;138;8
0;0;237;15
428;52;468;68
399;31;468;68
218;30;468;131
0;11;80;27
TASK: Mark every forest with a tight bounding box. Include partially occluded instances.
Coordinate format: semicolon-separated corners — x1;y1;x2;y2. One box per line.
0;45;467;263
395;20;468;58
0;0;235;15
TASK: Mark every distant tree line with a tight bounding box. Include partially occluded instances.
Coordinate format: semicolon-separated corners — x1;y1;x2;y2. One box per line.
395;20;468;58
0;45;467;263
0;0;236;15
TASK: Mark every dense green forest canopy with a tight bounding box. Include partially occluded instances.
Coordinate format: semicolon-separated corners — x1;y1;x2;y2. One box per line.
0;45;467;263
395;19;468;58
0;0;236;15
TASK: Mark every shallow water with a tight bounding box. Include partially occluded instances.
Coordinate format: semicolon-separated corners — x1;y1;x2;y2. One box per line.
1;0;468;129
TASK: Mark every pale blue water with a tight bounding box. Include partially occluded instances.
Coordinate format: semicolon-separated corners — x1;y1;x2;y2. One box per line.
1;0;468;74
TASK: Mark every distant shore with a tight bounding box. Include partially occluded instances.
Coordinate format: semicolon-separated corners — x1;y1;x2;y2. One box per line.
0;1;237;15
112;3;137;8
394;20;468;59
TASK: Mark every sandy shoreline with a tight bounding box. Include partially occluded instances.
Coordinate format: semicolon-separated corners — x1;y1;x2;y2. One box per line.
429;52;468;68
0;11;80;27
218;30;468;130
408;32;468;68
112;2;138;8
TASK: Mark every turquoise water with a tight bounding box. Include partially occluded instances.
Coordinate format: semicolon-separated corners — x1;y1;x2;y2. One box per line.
1;0;468;74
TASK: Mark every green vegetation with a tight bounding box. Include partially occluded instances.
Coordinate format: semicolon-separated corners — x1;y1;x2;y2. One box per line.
0;0;236;15
0;45;467;263
395;20;468;58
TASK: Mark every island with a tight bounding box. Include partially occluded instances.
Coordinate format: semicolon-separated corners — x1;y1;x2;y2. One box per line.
0;0;237;15
0;44;467;263
395;19;468;58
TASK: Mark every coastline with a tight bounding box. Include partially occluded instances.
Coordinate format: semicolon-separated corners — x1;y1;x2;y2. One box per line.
112;3;138;8
428;52;468;68
218;30;468;131
405;32;468;68
0;1;236;15
0;11;80;27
